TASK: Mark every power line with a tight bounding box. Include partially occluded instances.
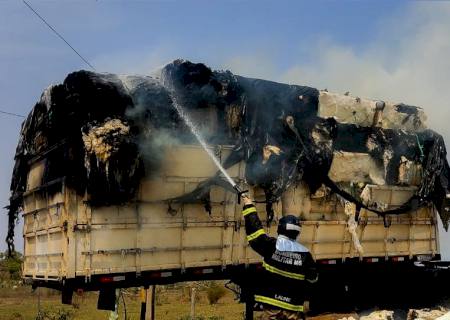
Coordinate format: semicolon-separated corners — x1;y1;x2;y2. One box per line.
22;0;96;71
0;110;26;119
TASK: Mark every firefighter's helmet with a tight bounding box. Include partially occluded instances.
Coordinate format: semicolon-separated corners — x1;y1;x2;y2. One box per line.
277;215;302;240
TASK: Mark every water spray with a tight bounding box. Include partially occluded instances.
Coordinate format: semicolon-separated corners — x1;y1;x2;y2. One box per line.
169;94;248;203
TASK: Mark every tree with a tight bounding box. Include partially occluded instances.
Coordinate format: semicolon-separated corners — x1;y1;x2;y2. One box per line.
0;250;23;280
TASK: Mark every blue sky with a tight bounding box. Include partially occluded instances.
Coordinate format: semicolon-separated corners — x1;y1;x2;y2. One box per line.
1;0;450;254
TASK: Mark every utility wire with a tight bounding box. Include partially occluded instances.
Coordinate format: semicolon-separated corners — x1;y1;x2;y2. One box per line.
0;110;26;119
22;0;96;71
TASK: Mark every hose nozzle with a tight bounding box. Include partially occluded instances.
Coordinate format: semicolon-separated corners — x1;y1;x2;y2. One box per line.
233;185;249;204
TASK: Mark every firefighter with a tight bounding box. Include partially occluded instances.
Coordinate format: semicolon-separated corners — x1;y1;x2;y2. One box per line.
241;195;318;320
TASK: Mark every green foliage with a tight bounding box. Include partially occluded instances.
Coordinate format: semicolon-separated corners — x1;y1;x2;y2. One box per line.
0;251;23;281
205;282;227;305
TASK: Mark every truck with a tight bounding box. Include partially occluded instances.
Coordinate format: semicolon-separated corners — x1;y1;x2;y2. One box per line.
8;60;450;316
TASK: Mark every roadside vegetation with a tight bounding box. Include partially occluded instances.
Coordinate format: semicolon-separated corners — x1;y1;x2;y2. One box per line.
0;252;241;319
0;251;22;284
0;284;243;320
0;257;243;320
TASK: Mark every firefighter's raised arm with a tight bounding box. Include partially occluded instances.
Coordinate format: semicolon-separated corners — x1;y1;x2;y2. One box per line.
241;194;275;257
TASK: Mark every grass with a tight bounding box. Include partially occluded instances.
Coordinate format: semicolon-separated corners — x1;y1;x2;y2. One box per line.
0;283;245;320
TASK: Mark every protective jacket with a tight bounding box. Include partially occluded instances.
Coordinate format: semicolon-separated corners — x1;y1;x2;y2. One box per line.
242;204;318;312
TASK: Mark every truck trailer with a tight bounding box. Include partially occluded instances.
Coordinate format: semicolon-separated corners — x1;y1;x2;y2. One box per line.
7;60;450;315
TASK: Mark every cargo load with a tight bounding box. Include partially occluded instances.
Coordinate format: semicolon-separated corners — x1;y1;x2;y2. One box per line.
7;60;450;254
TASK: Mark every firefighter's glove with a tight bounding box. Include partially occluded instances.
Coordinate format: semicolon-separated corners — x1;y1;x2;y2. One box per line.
242;195;253;206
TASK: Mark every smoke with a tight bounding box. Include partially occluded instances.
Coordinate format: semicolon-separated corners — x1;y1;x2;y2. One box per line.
118;75;182;173
119;70;223;174
277;3;450;156
223;3;450;161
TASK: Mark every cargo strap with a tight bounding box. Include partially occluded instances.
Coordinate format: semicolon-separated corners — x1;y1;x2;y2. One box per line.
254;295;304;312
246;229;265;241
262;261;305;280
242;207;257;216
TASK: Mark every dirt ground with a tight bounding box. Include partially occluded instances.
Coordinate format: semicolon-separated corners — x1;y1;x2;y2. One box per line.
310;308;450;320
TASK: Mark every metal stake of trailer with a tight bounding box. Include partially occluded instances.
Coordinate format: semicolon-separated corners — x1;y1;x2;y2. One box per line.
190;287;196;319
148;286;156;320
140;287;147;320
37;287;42;317
140;286;156;320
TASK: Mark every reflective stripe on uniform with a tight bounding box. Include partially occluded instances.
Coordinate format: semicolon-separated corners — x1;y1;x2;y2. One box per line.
307;274;319;284
254;295;304;312
242;206;257;216
262;261;305;280
246;229;265;241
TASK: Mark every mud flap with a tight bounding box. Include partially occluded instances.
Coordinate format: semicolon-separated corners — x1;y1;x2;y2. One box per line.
98;287;116;311
61;287;73;305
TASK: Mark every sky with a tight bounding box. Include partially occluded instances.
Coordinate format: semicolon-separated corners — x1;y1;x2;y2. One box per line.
1;0;450;256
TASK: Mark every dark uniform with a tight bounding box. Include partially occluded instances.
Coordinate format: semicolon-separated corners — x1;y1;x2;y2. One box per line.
242;203;317;320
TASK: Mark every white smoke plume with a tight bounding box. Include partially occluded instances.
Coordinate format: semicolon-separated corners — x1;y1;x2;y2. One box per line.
226;3;450;155
284;4;450;147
